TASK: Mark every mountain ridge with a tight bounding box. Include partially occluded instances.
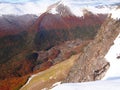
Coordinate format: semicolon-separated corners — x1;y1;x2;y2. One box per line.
63;10;120;82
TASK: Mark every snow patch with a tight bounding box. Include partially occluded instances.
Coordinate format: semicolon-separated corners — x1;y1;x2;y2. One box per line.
102;33;120;80
52;82;61;88
20;74;38;89
51;79;120;90
111;9;120;20
50;7;58;14
59;0;70;6
58;5;109;17
20;71;44;89
42;88;48;90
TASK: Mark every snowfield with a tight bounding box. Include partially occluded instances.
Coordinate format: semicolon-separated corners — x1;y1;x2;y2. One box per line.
111;9;120;20
52;79;120;90
103;33;120;80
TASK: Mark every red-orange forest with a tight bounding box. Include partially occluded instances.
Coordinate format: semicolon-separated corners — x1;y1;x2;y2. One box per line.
0;8;107;90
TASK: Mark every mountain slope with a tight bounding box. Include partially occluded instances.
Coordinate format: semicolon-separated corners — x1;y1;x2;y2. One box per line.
0;1;120;90
63;8;120;83
52;16;120;90
20;7;120;90
0;14;37;37
0;14;37;64
32;4;107;50
0;3;106;81
52;6;120;90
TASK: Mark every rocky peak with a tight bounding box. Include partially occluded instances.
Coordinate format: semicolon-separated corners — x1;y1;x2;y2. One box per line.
82;9;93;16
46;1;73;17
56;4;73;17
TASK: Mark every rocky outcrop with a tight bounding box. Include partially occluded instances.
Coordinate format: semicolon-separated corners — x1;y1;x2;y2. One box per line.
64;16;120;82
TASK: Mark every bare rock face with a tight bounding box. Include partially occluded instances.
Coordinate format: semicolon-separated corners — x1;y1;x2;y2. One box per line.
56;4;73;16
64;17;120;82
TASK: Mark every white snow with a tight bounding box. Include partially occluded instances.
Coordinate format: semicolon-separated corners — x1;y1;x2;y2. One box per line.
102;33;120;80
0;1;51;16
55;0;117;17
52;82;61;87
51;79;120;90
20;74;38;89
111;9;120;20
70;6;113;17
0;0;120;16
50;7;58;14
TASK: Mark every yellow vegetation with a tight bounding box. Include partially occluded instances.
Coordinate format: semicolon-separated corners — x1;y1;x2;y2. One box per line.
20;54;80;90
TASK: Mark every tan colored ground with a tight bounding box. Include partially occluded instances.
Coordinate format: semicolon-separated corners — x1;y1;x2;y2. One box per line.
20;54;80;90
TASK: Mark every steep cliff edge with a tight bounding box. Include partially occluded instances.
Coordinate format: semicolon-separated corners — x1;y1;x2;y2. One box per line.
64;15;120;82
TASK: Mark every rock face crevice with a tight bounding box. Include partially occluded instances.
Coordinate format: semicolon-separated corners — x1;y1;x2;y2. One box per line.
64;17;120;82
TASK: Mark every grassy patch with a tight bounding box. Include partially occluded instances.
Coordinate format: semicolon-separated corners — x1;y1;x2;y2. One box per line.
20;54;80;90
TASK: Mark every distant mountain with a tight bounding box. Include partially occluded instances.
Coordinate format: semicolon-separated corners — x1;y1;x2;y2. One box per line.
0;14;37;37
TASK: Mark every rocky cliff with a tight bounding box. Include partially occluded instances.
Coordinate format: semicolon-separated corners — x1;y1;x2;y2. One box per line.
64;15;120;82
